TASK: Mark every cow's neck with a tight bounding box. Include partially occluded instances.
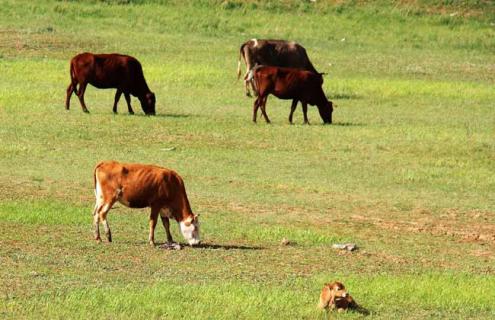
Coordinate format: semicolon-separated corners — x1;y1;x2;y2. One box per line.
171;193;194;222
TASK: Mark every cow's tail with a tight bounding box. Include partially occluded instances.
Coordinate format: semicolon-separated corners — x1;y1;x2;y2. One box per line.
93;163;100;195
70;61;79;95
237;43;246;80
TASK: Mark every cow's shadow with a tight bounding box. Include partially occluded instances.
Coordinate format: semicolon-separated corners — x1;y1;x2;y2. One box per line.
132;113;192;118
331;122;364;127
157;242;263;250
194;243;264;250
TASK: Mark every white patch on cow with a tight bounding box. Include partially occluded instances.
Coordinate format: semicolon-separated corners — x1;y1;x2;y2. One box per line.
101;203;110;213
102;219;110;233
179;218;200;246
95;172;103;200
251;38;258;47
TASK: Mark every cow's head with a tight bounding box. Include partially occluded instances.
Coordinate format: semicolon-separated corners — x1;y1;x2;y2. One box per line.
139;92;156;115
318;100;333;124
179;214;200;246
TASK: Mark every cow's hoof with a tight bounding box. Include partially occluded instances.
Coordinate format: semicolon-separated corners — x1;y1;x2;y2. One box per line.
83;109;90;114
129;111;134;115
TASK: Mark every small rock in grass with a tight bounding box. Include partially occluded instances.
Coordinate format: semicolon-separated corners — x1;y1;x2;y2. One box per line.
332;243;357;252
160;242;182;250
280;238;291;246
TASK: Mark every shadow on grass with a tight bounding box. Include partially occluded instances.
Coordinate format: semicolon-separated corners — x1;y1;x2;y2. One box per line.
132;113;192;118
331;121;364;127
194;242;264;250
328;93;361;100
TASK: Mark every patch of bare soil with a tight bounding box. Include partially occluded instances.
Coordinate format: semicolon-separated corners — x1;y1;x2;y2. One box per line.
351;210;495;246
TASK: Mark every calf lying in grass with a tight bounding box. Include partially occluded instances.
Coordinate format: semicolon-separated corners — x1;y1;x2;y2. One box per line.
318;281;366;313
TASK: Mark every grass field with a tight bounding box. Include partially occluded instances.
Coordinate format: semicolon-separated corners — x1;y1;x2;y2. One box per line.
1;0;494;318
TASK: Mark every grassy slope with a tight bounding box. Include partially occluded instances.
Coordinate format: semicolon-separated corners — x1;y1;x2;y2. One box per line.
0;0;494;319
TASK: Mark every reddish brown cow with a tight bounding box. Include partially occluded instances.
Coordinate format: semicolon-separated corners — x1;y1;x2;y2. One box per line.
65;53;156;115
92;161;200;246
237;39;318;97
249;66;333;124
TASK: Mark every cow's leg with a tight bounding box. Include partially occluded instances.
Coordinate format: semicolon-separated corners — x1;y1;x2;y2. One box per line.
148;207;160;246
124;93;134;115
77;82;89;113
260;96;271;124
289;99;298;124
302;102;310;125
65;83;76;110
243;65;252;97
94;201;115;243
92;204;101;242
244;78;252;97
113;89;122;114
159;210;174;243
100;212;112;243
252;96;261;123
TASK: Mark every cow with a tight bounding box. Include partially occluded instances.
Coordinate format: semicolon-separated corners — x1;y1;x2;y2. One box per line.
65;53;156;115
237;39;319;97
318;281;360;312
92;160;200;246
249;65;333;124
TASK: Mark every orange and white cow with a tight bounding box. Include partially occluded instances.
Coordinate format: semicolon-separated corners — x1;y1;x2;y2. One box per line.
92;160;200;246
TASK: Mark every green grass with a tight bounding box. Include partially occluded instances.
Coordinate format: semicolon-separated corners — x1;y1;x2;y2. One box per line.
1;0;494;319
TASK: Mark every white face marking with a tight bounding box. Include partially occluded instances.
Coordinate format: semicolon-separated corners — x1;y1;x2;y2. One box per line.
179;218;200;246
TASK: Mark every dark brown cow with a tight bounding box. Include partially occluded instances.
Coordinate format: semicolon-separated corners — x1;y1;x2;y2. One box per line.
249;66;333;124
237;39;319;97
65;53;156;115
92;161;200;246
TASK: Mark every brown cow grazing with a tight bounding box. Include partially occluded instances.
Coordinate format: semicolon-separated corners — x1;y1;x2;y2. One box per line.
237;39;319;97
249;66;333;124
92;161;200;246
65;53;156;115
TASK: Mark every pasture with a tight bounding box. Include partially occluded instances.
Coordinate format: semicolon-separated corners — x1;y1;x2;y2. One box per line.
1;0;494;318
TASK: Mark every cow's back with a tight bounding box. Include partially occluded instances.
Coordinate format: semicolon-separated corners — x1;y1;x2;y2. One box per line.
95;161;182;208
247;40;317;73
71;53;144;89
